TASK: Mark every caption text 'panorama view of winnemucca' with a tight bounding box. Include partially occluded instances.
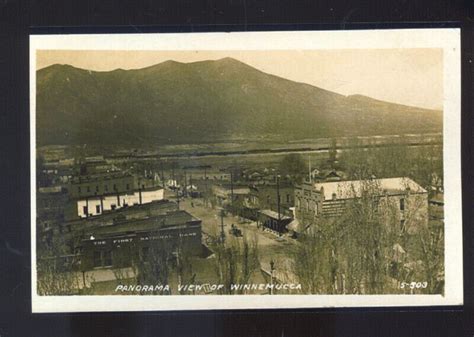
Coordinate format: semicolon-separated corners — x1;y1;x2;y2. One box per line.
35;51;444;296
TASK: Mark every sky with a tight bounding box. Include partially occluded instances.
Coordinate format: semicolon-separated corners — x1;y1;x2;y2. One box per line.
37;49;443;110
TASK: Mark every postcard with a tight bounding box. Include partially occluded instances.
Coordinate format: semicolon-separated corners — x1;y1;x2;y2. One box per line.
30;29;462;312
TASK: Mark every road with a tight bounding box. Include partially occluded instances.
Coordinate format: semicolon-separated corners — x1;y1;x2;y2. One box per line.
177;196;298;282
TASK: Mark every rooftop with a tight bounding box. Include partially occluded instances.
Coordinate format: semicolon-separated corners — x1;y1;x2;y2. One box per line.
314;177;426;201
86;210;200;238
258;209;292;220
70;172;133;184
67;199;177;224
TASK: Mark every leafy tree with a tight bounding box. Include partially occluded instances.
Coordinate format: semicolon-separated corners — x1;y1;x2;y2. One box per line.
278;153;306;182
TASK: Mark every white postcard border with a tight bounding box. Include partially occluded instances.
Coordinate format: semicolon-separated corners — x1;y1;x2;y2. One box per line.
30;29;462;312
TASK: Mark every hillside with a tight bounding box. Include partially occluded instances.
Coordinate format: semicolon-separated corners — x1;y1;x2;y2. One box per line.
36;57;442;146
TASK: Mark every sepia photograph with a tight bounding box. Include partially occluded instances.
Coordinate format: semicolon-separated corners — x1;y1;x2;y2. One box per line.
29;30;462;312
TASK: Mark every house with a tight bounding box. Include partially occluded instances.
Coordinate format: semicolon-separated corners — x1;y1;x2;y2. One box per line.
310;168;345;182
211;184;250;209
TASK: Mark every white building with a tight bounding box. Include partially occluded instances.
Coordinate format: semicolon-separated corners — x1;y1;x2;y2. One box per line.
76;186;164;218
295;177;428;234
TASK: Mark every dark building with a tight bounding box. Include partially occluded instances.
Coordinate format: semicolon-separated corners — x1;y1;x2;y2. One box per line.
241;181;294;220
36;186;71;232
79;209;202;270
257;209;292;234
68;172;138;199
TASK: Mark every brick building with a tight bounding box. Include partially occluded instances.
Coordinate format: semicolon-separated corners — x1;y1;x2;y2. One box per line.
79;209;202;270
294;177;428;234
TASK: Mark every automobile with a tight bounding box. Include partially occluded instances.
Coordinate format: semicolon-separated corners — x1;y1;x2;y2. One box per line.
229;224;243;237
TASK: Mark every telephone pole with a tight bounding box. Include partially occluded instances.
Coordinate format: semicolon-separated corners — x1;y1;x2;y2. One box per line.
230;171;234;214
176;186;180;210
184;169;187;197
276;174;281;234
160;162;165;186
220;209;225;244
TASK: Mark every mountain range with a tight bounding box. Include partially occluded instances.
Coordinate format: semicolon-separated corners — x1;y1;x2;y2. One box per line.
36;57;442;146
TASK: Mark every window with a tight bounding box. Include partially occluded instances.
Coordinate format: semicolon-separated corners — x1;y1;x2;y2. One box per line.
93;250;113;268
103;251;112;267
286;194;290;203
400;219;405;231
400;198;405;211
86;186;90;193
83;206;88;215
96;205;101;214
142;184;145;189
111;204;116;210
141;246;149;260
332;192;337;200
78;186;81;193
113;184;117;191
126;184;130;190
96;185;99;192
105;185;108;192
93;251;102;268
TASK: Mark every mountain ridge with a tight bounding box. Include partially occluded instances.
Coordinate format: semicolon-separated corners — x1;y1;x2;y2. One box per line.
36;58;442;146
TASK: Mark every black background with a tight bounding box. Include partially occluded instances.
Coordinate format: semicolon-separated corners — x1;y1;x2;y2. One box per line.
0;0;473;336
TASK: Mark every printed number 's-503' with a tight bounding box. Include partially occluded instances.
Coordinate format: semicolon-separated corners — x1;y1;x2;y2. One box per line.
400;282;428;289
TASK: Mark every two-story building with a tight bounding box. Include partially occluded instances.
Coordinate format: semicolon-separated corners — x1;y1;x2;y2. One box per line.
294;177;428;234
68;172;164;218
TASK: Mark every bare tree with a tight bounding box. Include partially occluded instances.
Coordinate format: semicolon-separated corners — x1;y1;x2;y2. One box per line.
210;232;260;294
131;238;173;295
36;234;81;295
417;223;444;294
293;180;419;294
292;221;333;294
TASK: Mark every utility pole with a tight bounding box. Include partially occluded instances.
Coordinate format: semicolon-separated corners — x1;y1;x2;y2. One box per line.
276;174;281;234
204;167;208;206
220;209;225;244
160;162;165;186
184;169;187;198
230;171;234;214
308;155;312;183
176;245;182;289
270;259;275;295
176;186;180;210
